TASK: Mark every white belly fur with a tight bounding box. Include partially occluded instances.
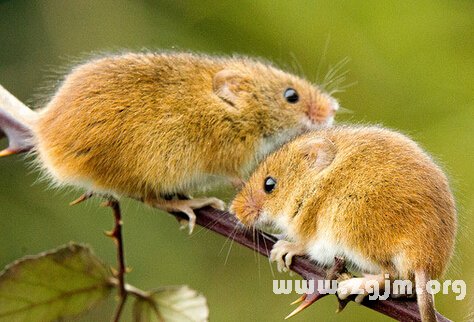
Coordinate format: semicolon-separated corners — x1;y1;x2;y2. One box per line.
307;229;381;274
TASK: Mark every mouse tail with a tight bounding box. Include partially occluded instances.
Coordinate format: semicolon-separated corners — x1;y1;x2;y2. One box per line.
0;84;36;157
414;270;438;322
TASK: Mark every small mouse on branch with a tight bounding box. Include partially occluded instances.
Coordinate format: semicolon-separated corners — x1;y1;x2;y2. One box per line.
0;51;339;233
231;125;456;321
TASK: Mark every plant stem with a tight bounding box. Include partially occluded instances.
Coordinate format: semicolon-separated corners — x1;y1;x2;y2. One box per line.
105;200;128;322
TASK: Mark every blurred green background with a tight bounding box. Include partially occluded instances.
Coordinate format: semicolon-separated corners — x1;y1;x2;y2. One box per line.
0;1;473;321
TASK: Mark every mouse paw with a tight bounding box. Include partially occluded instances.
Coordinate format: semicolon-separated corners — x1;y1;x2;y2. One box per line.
337;277;367;303
145;196;226;234
337;273;387;303
203;197;226;211
270;240;306;273
390;282;416;299
177;210;197;235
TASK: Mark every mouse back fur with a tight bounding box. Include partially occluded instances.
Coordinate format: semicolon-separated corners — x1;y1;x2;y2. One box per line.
29;52;338;198
232;125;456;279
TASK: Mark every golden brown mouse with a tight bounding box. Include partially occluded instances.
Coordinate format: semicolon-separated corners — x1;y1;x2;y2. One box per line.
0;51;339;233
231;126;457;321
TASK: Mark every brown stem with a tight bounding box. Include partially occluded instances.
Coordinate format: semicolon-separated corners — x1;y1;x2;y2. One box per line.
105;200;128;322
168;206;451;322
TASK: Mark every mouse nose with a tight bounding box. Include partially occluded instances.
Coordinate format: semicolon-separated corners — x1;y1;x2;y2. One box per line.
328;96;340;113
307;94;339;125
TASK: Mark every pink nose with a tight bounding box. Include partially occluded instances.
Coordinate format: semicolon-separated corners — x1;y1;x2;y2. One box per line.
307;95;339;123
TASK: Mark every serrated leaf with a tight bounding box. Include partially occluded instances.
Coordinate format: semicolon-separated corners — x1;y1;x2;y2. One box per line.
0;243;113;322
133;286;209;322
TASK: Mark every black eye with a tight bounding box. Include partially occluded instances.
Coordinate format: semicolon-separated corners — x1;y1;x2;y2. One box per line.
284;88;299;103
264;176;277;194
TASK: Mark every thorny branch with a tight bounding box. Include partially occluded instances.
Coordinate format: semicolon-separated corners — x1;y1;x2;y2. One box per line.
170;206;451;322
104;200;128;322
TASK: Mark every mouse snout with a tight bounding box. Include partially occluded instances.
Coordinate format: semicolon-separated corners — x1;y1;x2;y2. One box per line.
307;94;339;126
230;189;264;227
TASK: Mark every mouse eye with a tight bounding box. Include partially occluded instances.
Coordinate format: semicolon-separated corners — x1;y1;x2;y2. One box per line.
264;176;277;194
284;88;299;103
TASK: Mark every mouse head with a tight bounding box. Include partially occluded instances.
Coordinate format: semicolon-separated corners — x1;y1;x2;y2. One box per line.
212;60;339;134
230;134;336;233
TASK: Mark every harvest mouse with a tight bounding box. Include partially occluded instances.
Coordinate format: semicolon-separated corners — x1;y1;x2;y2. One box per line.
231;126;456;321
0;51;339;233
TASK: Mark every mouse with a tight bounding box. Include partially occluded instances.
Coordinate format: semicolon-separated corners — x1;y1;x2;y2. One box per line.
231;125;457;321
0;51;339;233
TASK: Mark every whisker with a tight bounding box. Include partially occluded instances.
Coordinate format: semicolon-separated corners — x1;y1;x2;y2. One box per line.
224;225;240;265
316;34;331;84
323;59;349;85
219;224;238;256
329;80;358;96
334;105;354;114
326;71;350;90
255;225;262;280
290;52;305;77
261;232;275;278
322;56;351;92
252;225;258;264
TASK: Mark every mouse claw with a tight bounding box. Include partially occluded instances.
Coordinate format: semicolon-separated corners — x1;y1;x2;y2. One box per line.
336;297;350;313
285;291;326;319
270;240;306;273
332;259;352;313
145;196;224;234
178;217;195;234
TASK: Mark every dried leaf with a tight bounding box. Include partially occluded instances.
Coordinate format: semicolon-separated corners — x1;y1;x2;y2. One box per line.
0;243;113;321
133;286;208;322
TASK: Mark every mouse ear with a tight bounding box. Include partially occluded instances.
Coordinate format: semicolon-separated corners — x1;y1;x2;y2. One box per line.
213;69;249;106
297;137;336;171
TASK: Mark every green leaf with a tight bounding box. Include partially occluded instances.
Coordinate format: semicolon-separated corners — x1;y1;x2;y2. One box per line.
0;243;113;322
133;286;209;322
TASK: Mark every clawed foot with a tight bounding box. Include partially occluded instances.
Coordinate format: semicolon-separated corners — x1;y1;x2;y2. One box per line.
390;282;416;299
270;240;306;273
337;273;388;303
146;196;225;234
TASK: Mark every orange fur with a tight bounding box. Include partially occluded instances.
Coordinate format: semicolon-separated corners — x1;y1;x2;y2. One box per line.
232;125;457;280
29;52;337;198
